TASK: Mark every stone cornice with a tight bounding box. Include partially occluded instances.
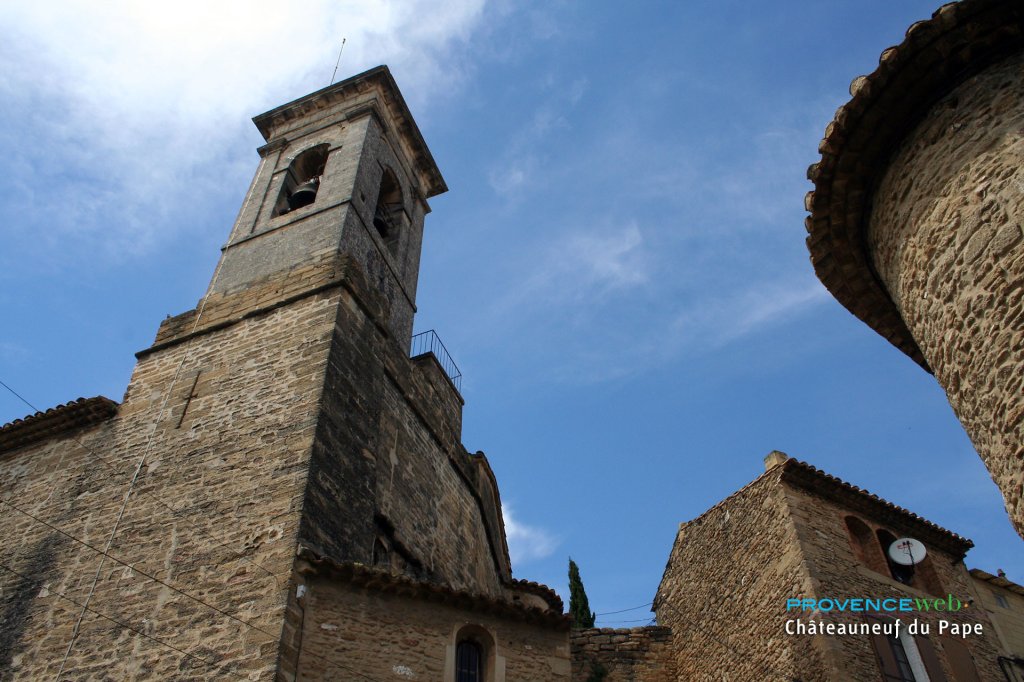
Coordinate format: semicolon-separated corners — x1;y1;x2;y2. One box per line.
969;568;1024;597
253;65;447;199
805;0;1024;371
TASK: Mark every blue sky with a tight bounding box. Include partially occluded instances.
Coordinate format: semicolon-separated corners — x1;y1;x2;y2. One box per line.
1;0;1020;623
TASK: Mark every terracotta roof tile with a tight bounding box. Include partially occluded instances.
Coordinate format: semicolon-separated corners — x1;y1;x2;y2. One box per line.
804;0;1024;370
295;546;569;630
0;396;118;455
509;577;564;612
779;458;973;558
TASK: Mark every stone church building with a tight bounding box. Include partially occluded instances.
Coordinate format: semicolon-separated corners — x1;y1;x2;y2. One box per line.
0;67;570;680
2;0;1023;680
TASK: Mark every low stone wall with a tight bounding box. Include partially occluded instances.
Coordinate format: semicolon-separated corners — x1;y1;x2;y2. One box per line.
570;626;674;681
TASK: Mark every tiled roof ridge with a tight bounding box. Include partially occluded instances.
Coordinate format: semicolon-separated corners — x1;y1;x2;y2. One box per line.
780;458;973;553
295;546;570;629
804;0;1024;369
677;456;971;555
0;396;118;455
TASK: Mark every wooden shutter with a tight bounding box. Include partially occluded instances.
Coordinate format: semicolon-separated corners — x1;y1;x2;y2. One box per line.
914;635;948;681
941;637;981;682
866;616;905;681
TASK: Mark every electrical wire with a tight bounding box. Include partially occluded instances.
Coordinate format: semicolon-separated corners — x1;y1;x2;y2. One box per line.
595;601;653;616
0;379;282;592
594;617;656;624
54;237;251;678
0;497;389;682
5;373;798;681
0;560;238;679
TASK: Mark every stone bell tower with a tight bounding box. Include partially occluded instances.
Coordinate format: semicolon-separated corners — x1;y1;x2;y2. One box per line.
212;65;447;347
0;66;572;682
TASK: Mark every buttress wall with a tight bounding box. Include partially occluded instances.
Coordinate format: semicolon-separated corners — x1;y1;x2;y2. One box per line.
295;256;511;596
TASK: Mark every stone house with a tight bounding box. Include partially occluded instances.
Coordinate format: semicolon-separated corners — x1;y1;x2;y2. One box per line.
568;452;1015;682
653;452;1007;682
969;569;1024;680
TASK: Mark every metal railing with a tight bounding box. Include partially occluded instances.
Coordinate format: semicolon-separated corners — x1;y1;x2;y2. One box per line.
410;330;463;393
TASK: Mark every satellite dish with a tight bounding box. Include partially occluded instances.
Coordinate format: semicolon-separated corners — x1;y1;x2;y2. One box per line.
889;538;927;566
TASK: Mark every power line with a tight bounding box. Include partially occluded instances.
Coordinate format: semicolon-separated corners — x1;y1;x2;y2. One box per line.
0;560;237;679
0;497;386;682
595;601;653;616
595;617;656;624
0;379;282;592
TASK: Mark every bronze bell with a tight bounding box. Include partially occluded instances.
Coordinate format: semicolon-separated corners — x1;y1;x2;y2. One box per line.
287;177;320;210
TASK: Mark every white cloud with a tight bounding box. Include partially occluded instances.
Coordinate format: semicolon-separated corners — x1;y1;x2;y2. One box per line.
502;503;558;564
567;223;648;291
0;343;29;362
0;0;486;258
509;221;649;309
702;280;831;346
488;160;533;195
539;277;830;386
486;72;587;198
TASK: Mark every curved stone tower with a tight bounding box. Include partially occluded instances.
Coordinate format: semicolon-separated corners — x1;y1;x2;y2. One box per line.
805;0;1024;536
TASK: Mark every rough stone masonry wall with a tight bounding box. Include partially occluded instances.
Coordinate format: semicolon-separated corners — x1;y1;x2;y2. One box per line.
654;471;825;681
297;258;509;598
570;627;674;682
294;574;570;681
781;483;1005;681
867;51;1024;535
0;280;343;680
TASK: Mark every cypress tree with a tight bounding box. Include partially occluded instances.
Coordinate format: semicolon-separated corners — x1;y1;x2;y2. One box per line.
568;558;596;628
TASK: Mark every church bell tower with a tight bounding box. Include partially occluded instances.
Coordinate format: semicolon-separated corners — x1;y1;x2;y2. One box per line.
132;65;522;676
211;65;447;347
0;66;570;682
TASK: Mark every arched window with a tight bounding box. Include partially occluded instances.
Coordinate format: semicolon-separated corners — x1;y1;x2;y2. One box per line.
877;529;915;585
449;624;495;682
875;529;943;595
372;168;403;258
275;144;329;216
455;640;483;682
867;615;947;681
845;515;887;574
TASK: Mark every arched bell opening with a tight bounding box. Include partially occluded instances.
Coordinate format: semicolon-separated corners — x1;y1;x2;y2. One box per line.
274;144;329;216
844;515;888;575
372;168;404;259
